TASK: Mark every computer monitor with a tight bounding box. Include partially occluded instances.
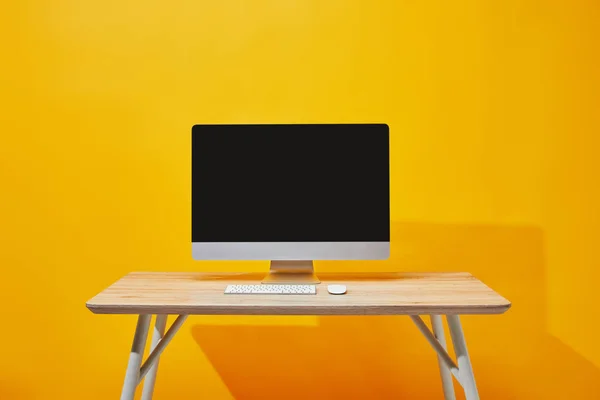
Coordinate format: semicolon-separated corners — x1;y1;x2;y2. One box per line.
192;123;390;284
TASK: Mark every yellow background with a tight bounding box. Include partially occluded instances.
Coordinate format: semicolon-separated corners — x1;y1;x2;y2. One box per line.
1;0;599;398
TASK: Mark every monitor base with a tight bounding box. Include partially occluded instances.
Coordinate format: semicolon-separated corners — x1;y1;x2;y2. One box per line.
262;260;321;284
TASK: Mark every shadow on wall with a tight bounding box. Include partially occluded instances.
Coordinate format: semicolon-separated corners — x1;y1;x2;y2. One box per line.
189;222;600;400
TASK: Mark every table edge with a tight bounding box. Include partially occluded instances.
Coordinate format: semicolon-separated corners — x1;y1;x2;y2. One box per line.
86;301;511;316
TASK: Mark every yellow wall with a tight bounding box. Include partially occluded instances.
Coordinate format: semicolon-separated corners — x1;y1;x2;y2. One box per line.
1;1;599;398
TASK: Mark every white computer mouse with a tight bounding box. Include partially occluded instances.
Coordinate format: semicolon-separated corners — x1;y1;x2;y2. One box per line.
327;284;347;295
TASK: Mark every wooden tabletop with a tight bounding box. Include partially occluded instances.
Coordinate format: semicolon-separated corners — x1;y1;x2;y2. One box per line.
86;272;510;316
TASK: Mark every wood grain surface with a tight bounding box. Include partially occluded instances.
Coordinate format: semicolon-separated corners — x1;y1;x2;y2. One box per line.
86;272;511;316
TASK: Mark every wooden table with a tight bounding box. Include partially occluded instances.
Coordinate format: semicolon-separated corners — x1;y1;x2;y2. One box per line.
87;272;510;400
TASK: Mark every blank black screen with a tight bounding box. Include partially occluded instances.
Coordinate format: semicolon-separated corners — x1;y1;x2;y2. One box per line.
192;124;389;242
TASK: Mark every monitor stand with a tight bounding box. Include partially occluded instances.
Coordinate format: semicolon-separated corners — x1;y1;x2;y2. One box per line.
261;260;321;284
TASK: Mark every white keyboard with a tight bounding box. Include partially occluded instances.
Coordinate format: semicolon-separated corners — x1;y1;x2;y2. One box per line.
224;284;316;295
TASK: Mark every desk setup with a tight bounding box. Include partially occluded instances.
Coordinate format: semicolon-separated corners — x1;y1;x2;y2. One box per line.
87;271;509;400
86;124;511;399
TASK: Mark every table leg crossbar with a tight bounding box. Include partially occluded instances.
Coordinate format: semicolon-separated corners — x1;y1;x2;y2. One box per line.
121;313;479;400
410;314;480;400
121;314;188;400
